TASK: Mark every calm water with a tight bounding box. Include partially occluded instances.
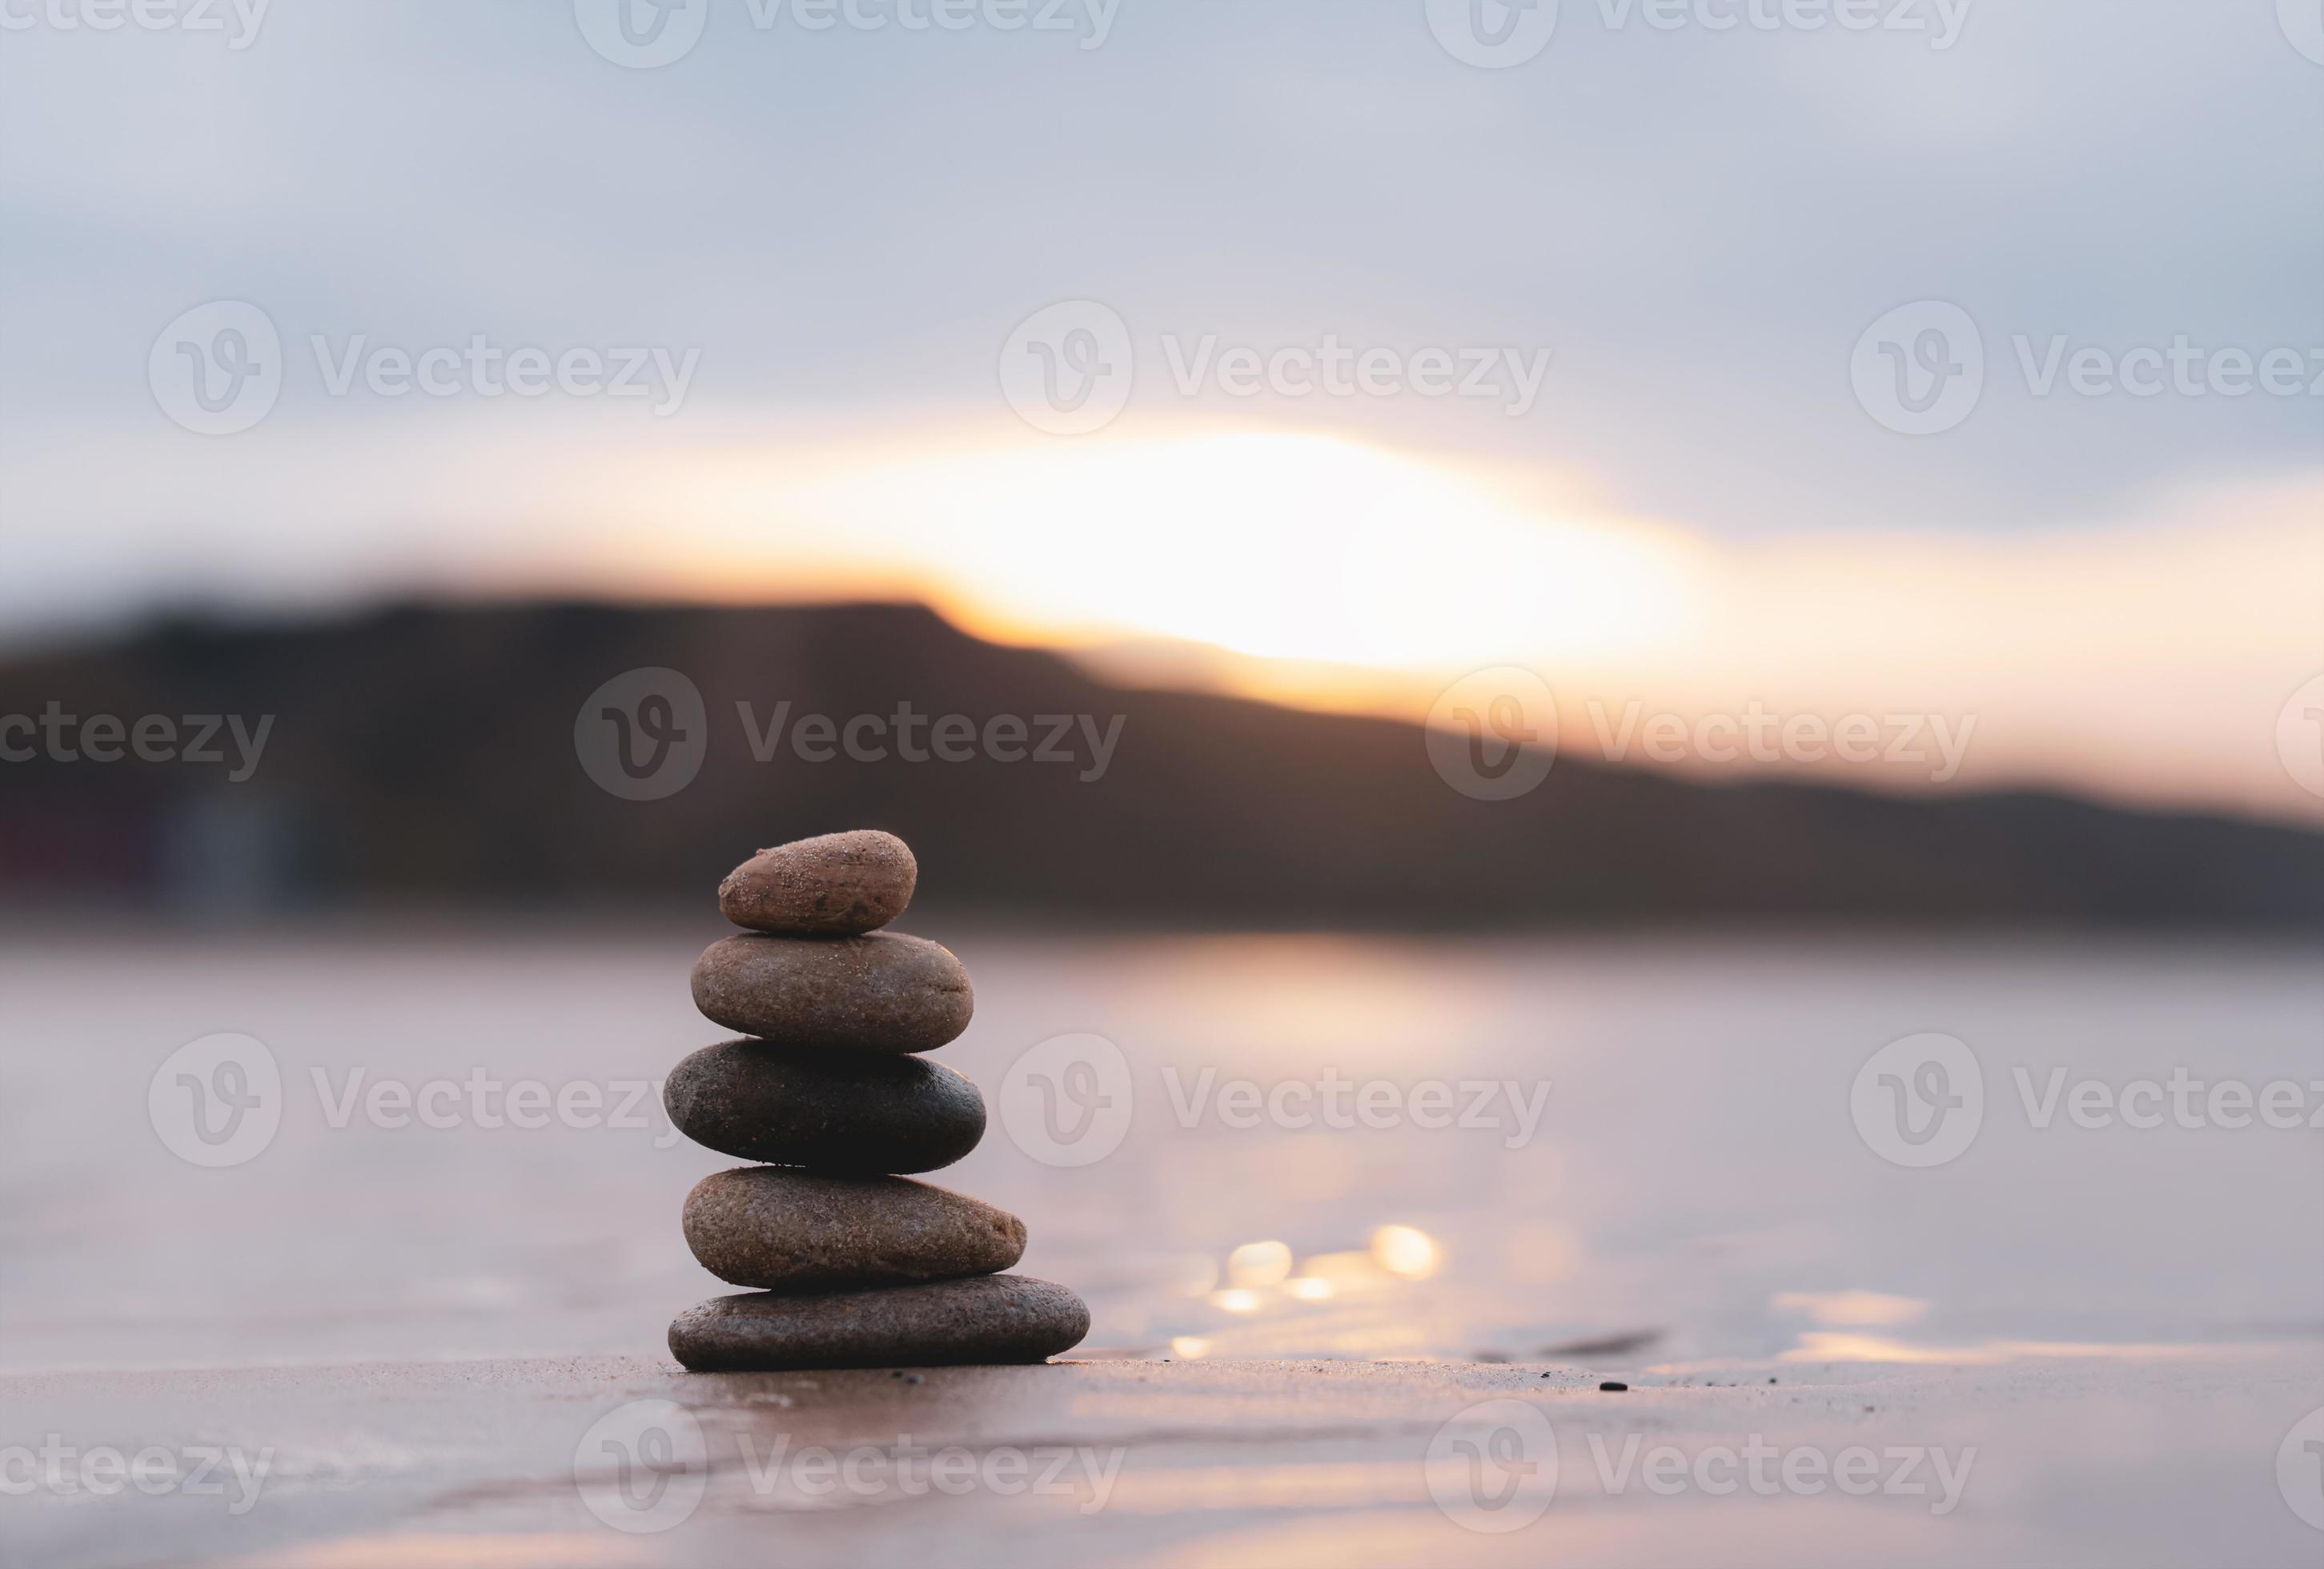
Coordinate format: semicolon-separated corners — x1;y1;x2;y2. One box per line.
2;928;2318;1373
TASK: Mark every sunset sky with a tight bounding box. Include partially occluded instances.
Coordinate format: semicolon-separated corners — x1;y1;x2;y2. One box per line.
4;0;2319;820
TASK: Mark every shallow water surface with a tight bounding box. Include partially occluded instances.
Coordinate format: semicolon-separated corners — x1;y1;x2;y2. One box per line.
2;928;2316;1372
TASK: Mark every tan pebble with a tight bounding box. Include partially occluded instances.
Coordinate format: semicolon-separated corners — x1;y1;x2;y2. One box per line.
681;1167;1025;1291
690;931;972;1052
718;829;918;937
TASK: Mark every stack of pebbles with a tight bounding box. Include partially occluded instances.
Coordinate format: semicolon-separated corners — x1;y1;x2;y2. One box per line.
664;829;1089;1371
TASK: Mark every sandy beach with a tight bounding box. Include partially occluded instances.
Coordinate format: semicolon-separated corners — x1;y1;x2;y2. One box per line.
7;1348;2321;1567
6;929;2318;1565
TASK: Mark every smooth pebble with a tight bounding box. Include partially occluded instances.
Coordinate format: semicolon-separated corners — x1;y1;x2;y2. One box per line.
669;1274;1090;1370
664;1037;985;1174
691;931;973;1052
681;1167;1024;1292
718;829;917;937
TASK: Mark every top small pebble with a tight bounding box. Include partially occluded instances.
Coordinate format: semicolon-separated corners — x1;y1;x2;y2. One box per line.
719;830;918;937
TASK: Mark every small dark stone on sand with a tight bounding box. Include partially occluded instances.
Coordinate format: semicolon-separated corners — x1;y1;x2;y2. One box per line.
718;830;918;937
1600;1381;1629;1392
691;932;973;1052
664;1038;985;1174
682;1167;1024;1292
668;1274;1090;1371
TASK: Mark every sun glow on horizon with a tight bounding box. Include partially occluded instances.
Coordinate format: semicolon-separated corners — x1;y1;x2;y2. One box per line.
555;422;2324;823
629;429;1707;678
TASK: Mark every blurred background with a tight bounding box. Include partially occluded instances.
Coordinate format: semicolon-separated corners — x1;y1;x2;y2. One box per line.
2;0;2319;1418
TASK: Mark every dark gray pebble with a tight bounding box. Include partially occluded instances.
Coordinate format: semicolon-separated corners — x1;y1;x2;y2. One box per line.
668;1274;1090;1371
664;1038;985;1174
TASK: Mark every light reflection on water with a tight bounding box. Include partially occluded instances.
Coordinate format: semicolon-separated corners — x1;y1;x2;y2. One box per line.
1;927;2316;1371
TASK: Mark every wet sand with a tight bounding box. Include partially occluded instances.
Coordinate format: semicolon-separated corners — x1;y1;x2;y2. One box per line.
6;1348;2320;1567
7;930;2320;1563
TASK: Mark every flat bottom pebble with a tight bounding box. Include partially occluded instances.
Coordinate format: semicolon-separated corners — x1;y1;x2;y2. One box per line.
668;1274;1090;1371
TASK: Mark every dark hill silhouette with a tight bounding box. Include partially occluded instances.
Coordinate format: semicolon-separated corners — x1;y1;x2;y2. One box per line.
1;600;2317;926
